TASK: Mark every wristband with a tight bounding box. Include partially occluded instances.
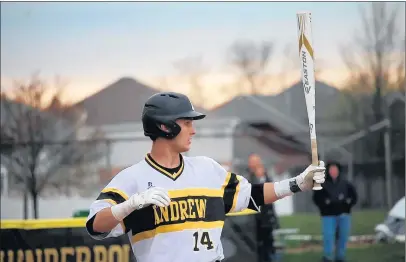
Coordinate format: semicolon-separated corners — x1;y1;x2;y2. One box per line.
289;179;302;193
111;200;134;221
273;178;298;198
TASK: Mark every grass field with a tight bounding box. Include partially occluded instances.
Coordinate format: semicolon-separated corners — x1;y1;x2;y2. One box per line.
275;210;405;262
278;209;387;235
283;243;405;262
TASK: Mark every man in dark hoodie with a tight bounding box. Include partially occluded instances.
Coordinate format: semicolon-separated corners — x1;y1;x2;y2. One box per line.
312;161;358;262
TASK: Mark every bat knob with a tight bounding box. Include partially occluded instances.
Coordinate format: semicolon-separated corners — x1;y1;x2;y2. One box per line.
312;185;323;191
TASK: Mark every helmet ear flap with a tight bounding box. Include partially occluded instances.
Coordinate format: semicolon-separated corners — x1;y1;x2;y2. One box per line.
156;123;170;133
155;120;181;139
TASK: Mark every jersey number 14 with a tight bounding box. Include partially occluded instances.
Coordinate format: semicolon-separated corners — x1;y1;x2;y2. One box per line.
193;231;214;251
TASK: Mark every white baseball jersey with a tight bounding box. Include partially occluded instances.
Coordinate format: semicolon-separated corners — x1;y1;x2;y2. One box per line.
86;154;252;262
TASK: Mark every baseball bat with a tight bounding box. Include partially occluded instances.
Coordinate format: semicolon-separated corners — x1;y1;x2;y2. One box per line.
296;11;322;190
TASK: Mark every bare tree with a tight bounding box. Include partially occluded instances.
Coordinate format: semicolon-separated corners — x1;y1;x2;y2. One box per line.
393;35;405;92
228;40;274;94
0;75;104;218
328;2;405;161
340;2;405;122
173;56;208;108
328;3;404;205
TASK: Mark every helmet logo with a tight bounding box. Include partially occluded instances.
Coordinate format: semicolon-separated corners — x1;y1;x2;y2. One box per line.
191;103;195;110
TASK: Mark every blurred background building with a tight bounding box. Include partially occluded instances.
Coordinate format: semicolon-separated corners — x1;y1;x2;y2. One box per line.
1;76;404;219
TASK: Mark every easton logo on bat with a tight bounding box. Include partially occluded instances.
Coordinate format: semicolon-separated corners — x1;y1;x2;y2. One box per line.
297;13;314;96
301;50;311;94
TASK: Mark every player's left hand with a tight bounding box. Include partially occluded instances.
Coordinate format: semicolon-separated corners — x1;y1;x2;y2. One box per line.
295;160;326;191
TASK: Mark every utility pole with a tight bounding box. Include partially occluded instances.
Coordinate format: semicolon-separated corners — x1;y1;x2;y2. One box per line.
384;121;393;209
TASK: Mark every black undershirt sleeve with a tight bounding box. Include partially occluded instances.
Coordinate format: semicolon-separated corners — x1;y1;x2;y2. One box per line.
248;183;265;210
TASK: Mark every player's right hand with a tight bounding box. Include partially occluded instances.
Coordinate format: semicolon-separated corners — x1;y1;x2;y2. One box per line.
129;187;171;210
296;160;326;191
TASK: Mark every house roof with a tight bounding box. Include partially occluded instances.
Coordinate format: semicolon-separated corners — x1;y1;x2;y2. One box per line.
385;91;405;104
209;82;405;162
209;81;405;137
209;81;343;137
76;77;206;126
208;81;355;162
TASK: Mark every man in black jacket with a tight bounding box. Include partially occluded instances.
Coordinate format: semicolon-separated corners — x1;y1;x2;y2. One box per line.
312;161;358;262
248;154;279;262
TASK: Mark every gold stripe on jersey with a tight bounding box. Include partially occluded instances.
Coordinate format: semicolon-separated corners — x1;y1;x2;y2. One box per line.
145;154;184;181
100;187;129;201
168;188;223;198
222;173;239;214
125;189;226;243
231;175;242;212
132;221;224;243
221;172;232;192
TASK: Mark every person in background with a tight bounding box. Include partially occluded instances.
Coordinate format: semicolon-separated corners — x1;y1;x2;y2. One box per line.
312;161;358;262
248;153;279;262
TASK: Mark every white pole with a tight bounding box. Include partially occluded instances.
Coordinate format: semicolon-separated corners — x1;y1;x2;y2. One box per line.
384;122;393;209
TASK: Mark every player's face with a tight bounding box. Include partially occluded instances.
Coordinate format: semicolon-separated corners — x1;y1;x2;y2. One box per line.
172;119;196;152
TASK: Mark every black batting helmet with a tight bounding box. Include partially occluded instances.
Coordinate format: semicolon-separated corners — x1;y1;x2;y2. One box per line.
142;92;206;139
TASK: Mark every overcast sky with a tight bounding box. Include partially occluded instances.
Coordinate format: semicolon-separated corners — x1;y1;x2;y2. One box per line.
1;2;404;107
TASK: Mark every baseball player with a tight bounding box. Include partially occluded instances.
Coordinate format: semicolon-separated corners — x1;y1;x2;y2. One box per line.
86;92;326;262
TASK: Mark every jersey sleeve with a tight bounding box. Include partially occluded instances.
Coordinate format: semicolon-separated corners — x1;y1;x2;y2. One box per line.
206;157;252;213
86;170;134;240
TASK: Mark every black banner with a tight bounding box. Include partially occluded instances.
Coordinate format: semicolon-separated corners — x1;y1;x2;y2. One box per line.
0;227;136;262
1;214;259;262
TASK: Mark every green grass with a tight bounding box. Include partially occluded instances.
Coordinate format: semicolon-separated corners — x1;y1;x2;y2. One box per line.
279;209;387;236
282;243;405;262
272;210;403;262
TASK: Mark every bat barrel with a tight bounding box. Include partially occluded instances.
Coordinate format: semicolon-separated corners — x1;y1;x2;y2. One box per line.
296;11;322;191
